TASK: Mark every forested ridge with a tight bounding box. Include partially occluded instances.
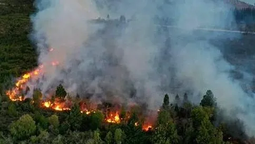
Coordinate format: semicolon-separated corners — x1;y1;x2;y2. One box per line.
0;0;255;144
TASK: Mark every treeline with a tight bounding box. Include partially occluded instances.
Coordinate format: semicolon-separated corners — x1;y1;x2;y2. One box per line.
0;87;254;144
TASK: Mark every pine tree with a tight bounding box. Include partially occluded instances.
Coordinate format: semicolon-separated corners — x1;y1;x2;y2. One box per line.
183;93;188;104
55;84;67;99
200;90;216;107
33;89;42;108
162;94;170;110
174;94;180;105
68;103;82;130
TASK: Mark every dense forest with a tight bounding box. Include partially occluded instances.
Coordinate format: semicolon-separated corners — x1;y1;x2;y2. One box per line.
0;0;37;90
1;0;255;144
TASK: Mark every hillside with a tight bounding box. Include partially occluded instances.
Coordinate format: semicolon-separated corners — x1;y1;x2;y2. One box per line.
0;0;37;91
226;0;255;9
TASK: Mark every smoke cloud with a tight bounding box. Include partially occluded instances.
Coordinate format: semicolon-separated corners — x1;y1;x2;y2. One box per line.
30;0;255;136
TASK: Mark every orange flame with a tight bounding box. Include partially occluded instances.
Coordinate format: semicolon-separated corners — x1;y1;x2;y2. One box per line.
5;69;43;102
5;52;49;102
22;74;31;79
81;109;93;115
106;112;121;124
142;124;153;131
43;101;52;108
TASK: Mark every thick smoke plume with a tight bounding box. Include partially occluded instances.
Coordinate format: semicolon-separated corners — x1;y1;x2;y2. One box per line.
30;0;255;136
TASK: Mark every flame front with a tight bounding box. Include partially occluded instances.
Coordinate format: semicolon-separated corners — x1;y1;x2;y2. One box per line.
6;68;43;101
42;99;72;112
6;48;54;101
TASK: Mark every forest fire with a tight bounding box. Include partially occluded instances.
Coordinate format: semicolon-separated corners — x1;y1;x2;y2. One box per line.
7;84;154;131
5;48;52;102
5;67;43;101
5;47;154;131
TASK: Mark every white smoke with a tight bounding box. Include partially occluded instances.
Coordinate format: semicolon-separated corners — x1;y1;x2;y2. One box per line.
169;0;255;136
31;0;100;94
30;0;255;136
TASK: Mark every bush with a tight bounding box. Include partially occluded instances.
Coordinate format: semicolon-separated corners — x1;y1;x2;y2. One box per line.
48;114;59;128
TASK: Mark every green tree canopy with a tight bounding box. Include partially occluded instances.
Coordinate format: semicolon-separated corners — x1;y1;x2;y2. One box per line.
48;114;59;128
93;130;103;144
200;90;216;107
156;109;171;126
34;111;49;129
29;130;50;144
9;114;36;140
59;121;70;135
7;102;17;117
191;107;209;129
152;121;179;144
68;103;82;130
196;118;223;144
105;131;113;144
114;128;125;144
88;111;104;130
